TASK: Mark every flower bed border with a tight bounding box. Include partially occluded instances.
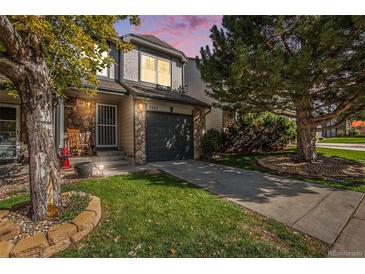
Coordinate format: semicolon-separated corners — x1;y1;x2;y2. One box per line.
0;192;101;258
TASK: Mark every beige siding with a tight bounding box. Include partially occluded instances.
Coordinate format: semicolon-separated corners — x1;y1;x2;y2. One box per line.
185;59;223;131
118;95;134;158
145;99;194;115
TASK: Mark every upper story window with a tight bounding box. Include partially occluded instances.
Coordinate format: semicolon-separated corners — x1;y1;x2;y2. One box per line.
97;51;115;80
141;54;171;87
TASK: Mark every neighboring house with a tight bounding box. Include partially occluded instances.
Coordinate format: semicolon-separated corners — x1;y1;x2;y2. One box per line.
0;34;211;164
185;57;235;131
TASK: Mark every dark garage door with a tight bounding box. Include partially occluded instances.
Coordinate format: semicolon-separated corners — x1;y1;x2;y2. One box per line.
146;112;194;162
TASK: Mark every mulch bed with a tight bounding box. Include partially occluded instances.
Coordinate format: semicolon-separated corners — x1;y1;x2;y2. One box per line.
257;155;365;179
1;195;70;243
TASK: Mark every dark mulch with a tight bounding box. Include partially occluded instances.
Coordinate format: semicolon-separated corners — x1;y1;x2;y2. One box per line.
257;155;365;179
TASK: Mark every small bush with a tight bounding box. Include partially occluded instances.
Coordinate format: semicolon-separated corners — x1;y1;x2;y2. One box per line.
349;127;361;136
59;193;90;221
201;129;222;157
222;112;296;153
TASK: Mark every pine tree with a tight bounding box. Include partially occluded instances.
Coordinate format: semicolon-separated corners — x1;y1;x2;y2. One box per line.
198;16;365;161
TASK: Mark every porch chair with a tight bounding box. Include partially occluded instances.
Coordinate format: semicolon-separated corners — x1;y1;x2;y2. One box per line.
67;128;82;156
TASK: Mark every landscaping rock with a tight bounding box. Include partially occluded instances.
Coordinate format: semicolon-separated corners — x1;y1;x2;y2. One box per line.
72;211;95;232
70;224;93;243
86;196;101;226
47;223;77;245
0;210;9;219
43;239;71;258
10;233;49;258
0;220;20;241
0;241;15;258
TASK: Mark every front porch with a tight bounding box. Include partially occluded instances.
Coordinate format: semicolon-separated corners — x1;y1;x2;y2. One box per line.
60;88;135;166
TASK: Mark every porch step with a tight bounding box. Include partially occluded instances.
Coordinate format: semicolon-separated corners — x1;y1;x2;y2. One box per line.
95;155;126;162
94;159;130;169
96;150;126;157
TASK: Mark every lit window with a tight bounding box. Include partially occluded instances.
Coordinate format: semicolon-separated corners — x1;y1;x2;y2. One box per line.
141;55;156;83
157;59;171;87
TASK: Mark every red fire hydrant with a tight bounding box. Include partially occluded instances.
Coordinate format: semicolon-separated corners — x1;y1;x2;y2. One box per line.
60;146;71;169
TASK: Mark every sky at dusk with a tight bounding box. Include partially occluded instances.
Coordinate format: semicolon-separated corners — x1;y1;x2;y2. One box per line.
115;16;223;58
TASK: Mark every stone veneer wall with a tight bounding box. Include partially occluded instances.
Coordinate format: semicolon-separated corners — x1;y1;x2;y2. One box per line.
64;97;96;155
193;107;205;160
134;99;146;164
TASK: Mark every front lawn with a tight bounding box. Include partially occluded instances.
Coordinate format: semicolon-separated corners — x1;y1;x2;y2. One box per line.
213;148;365;193
319;136;365;144
0;172;326;257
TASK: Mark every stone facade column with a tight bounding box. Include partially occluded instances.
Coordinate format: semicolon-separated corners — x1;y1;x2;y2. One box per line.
193;107;205;160
64;97;96;155
134;99;146;164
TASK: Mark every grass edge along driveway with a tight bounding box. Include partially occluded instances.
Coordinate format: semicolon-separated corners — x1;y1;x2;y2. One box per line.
0;172;327;258
213;147;365;193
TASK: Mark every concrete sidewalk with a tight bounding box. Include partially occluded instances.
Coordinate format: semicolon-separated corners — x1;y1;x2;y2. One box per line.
151;160;365;257
317;143;365;151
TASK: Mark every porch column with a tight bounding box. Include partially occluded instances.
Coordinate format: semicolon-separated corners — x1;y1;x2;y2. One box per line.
55;99;64;151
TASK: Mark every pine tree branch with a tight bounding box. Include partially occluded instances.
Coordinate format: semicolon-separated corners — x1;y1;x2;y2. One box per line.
313;93;362;125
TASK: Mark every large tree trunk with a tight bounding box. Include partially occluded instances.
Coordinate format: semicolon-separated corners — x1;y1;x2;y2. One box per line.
0;16;62;221
296;99;317;162
18;65;62;221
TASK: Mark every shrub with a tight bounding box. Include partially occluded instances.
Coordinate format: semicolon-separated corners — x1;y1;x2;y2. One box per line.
59;193;90;221
349;127;361;136
222;112;296;153
201;129;222;157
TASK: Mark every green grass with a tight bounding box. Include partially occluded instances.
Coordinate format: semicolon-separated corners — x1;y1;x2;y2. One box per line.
0;172;326;257
213;147;365;193
317;147;365;164
319;136;365;144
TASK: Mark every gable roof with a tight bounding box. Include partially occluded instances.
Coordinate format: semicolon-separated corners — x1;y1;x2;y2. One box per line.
134;34;175;50
123;33;188;63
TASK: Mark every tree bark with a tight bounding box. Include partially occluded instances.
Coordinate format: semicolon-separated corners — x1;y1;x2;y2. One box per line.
0;16;62;221
296;99;317;162
17;65;62;221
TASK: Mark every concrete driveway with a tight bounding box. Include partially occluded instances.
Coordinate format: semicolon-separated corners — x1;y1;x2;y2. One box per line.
150;160;365;257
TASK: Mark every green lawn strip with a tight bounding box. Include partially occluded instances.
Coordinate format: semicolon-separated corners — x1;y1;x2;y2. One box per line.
0;193;29;209
319;136;365;144
56;172;325;257
213;148;365;193
0;172;326;257
317;147;365;164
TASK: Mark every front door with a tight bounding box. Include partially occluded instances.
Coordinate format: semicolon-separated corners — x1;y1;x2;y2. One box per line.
0;104;20;160
96;103;117;148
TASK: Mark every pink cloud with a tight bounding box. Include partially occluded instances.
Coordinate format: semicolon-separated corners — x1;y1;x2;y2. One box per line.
122;16;224;57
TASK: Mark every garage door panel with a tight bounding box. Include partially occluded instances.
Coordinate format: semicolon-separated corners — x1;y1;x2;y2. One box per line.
146;112;194;162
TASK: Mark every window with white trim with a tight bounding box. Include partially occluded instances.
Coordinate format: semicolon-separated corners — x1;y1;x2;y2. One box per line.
98;51;109;77
157;59;171;86
97;51;115;79
141;55;156;83
140;54;171;87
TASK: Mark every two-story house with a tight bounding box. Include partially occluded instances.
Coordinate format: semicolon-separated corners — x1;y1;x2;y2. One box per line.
0;34;211;165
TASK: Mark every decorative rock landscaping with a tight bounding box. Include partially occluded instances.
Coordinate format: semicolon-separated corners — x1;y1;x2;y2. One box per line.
0;192;101;258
